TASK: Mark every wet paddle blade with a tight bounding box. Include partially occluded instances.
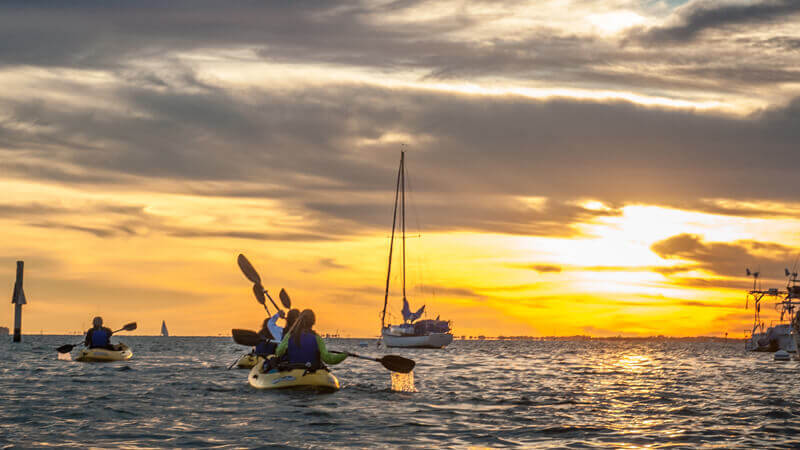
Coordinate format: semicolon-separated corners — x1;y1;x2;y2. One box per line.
253;284;267;306
279;288;291;308
122;322;137;331
56;344;75;354
379;355;415;373
237;254;261;284
232;329;262;346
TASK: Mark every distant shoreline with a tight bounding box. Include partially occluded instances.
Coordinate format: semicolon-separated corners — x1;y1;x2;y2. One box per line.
6;334;736;342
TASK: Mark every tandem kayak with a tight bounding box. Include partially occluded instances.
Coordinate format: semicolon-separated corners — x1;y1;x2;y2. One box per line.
75;343;133;362
235;354;264;369
248;365;340;392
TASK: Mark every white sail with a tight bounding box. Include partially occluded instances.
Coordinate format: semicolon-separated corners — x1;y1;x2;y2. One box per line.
161;320;169;337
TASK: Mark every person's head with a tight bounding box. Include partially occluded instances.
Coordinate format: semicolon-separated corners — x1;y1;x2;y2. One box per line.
92;316;103;327
298;309;316;332
285;309;300;332
291;309;316;344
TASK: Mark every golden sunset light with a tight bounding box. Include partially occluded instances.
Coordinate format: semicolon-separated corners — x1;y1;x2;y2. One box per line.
2;0;800;343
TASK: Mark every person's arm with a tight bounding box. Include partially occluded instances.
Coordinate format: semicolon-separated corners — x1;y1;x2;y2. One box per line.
267;313;283;341
275;333;290;357
84;329;91;346
315;335;347;365
105;327;114;336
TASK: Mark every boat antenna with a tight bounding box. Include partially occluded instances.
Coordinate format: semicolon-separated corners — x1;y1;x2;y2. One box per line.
381;151;403;331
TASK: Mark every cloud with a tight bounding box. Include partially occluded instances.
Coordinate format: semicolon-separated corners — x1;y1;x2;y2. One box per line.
651;233;798;280
529;264;563;273
630;0;800;44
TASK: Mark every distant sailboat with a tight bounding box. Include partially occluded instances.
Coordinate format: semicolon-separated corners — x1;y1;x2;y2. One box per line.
161;320;169;337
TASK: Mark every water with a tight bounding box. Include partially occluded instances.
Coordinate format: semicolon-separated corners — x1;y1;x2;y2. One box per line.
1;337;799;448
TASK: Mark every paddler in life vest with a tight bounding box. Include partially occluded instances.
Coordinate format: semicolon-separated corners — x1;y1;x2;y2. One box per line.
275;309;347;368
84;316;114;349
253;311;283;357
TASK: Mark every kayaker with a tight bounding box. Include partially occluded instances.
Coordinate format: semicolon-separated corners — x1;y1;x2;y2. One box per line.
84;317;114;349
266;310;287;342
253;317;278;357
281;309;300;340
274;309;347;368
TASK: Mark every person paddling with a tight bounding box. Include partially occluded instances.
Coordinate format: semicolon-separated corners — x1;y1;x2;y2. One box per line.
274;309;347;369
253;316;279;357
84;317;115;349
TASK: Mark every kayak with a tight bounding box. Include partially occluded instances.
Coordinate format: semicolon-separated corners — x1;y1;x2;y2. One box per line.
235;354;263;369
248;365;340;392
76;343;132;362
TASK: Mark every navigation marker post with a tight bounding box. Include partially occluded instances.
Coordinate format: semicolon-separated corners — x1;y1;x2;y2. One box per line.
11;261;26;342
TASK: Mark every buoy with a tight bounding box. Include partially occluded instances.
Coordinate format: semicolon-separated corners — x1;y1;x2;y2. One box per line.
774;350;790;361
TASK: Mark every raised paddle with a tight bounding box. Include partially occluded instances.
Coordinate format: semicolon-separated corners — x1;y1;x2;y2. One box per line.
239;254;289;312
237;254;261;284
56;322;138;353
230;329;415;373
278;288;291;309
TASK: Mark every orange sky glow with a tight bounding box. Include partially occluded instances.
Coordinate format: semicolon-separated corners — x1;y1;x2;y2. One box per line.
2;0;800;338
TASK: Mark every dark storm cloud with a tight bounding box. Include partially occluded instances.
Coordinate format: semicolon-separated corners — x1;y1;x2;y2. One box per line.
651;234;798;280
631;0;800;44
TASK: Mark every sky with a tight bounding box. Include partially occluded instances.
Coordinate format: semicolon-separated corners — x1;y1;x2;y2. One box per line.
2;0;800;337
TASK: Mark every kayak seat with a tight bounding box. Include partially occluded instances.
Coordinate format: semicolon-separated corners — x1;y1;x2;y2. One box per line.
262;360;328;374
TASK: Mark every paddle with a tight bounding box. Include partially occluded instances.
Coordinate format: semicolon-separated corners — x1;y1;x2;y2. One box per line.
227;352;251;370
237;253;261;284
239;253;290;312
331;351;415;374
230;329;415;373
56;322;138;353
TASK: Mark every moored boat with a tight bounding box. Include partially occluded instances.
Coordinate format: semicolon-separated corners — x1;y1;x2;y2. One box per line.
379;151;454;348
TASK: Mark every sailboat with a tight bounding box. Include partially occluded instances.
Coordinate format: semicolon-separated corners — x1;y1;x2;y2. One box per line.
161;320;169;337
380;151;454;348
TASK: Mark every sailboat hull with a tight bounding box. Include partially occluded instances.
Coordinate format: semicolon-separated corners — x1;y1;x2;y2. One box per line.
382;331;453;348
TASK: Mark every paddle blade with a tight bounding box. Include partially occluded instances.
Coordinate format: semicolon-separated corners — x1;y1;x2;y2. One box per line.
57;344;75;354
279;288;291;308
237;254;261;284
253;284;267;305
379;355;415;373
122;322;137;331
232;329;262;346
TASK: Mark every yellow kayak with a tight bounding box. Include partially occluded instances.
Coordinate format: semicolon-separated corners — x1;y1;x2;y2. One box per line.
248;365;340;392
76;343;132;362
235;354;264;369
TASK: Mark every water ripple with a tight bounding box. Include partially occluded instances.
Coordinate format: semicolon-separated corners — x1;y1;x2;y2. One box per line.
1;337;799;447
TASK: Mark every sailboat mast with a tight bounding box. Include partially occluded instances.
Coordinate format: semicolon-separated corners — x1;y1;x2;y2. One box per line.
381;152;403;330
401;151;406;302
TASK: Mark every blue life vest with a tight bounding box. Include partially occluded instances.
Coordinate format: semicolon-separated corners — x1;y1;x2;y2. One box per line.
254;340;277;356
286;332;320;366
90;328;110;348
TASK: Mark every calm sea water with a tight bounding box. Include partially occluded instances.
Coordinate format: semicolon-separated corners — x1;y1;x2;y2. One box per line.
0;337;798;448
